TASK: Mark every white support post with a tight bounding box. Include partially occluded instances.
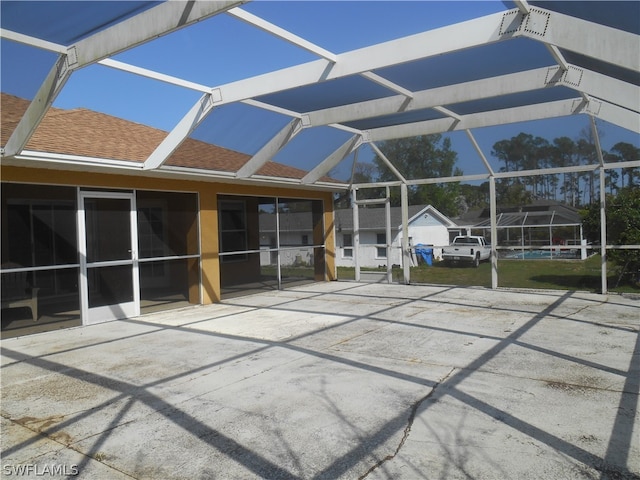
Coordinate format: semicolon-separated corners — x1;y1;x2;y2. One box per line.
276;197;282;290
352;188;360;283
490;176;498;289
600;168;607;294
401;183;410;284
590;116;608;294
385;187;392;284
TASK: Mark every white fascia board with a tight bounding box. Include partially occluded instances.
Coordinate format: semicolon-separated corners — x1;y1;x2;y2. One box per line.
367;98;586;142
235;118;303;178
227;8;337;62
144;94;214;170
302;135;361;184
525;8;639;72
212;10;510;107
0;28;67;53
2;55;71;158
307;67;554;127
13;150;145;170
72;1;246;68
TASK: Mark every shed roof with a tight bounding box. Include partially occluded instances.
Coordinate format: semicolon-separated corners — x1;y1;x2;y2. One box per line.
335;204;454;232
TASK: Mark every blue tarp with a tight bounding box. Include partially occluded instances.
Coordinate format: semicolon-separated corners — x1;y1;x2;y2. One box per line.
415;244;433;266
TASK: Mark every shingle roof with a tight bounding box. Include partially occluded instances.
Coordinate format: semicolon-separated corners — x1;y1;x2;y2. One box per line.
456;200;582;227
0;93;337;182
335;205;426;231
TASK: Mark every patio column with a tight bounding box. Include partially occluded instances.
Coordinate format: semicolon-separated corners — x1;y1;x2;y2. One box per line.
490;176;498;289
385;186;392;284
401;183;410;284
599;168;607;294
352;187;360;282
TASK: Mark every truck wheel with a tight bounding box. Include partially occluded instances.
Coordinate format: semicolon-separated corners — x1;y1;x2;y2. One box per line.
473;253;480;268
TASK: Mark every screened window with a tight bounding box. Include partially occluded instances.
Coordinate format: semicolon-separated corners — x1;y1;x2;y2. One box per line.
376;233;387;258
343;234;353;258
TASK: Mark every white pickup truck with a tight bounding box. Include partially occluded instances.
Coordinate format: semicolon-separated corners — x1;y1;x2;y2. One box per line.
442;236;491;267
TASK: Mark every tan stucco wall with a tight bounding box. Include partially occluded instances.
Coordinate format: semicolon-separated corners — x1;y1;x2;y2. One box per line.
1;166;337;304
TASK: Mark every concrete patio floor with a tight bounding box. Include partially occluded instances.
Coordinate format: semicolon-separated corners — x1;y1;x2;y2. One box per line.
1;282;639;479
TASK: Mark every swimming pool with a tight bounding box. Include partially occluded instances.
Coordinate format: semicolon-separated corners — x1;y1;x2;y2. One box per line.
503;249;578;260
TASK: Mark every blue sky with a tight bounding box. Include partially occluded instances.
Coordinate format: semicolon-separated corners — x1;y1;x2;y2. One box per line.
1;1;638;182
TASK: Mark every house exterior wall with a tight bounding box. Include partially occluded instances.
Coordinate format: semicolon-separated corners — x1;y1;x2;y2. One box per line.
400;224;451;261
1;166;337;305
336;230;400;268
336;223;451;268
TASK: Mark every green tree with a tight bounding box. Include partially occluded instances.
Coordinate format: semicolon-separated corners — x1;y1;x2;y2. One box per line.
491;133;551;205
611;142;640;188
333;162;380;209
581;187;640;287
373;134;462;215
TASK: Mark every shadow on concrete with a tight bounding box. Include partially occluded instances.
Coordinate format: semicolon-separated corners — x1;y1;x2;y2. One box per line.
2;283;638;479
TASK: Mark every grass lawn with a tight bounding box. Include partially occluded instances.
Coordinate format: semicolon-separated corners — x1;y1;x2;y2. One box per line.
337;255;639;294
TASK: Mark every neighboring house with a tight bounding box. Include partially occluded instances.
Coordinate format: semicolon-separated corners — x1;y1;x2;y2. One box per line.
334;205;457;268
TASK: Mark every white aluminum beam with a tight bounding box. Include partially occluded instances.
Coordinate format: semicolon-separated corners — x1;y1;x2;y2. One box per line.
433;106;462;122
603;160;640;171
514;0;530;14
0;28;67;53
302;135;361;184
144;94;214;170
305;67;553;128
210;10;512;108
359;71;414;98
465;130;495;176
241;99;304;118
3;54;71;158
306;66;637;130
367;98;638;142
590;100;640;133
235;118;303;178
522;8;639;72
369;142;407;184
227;8;337;62
72;1;246;68
98;58;212;93
2;1;242;160
406;174;486;186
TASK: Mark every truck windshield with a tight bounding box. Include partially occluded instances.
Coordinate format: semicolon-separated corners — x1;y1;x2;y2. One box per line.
454;237;478;244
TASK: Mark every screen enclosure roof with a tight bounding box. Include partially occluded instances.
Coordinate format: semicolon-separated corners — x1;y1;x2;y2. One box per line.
1;0;638;190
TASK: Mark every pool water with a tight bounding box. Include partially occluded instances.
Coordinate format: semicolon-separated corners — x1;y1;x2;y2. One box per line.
503;250;577;259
